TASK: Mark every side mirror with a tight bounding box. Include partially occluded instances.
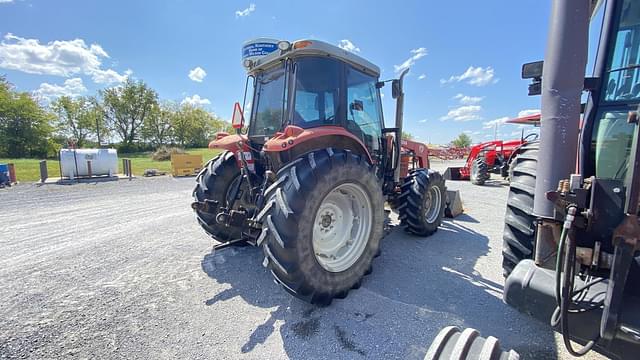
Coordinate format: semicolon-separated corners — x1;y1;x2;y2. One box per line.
522;61;543;79
392;68;409;99
392;80;401;99
231;102;245;129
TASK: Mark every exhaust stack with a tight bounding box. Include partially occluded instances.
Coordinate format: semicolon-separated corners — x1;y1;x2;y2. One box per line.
533;0;590;218
392;68;409;183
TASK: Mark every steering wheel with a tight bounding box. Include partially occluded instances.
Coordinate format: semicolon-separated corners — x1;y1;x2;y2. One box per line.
524;133;539;142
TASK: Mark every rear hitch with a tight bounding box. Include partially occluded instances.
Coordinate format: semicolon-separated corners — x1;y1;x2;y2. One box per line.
215;207;255;228
191;199;219;213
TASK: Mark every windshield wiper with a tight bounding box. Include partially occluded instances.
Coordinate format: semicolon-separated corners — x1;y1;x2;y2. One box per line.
607;63;640;73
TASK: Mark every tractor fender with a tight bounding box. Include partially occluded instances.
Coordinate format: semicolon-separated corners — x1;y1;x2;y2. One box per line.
208;132;249;153
263;126;373;168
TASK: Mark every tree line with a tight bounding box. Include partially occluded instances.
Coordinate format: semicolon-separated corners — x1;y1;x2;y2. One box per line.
0;76;233;158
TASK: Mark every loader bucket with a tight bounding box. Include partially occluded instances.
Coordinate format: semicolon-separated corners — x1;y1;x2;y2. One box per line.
443;167;464;180
445;190;464;218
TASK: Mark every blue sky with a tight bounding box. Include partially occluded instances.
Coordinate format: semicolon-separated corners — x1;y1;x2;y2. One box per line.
0;0;553;144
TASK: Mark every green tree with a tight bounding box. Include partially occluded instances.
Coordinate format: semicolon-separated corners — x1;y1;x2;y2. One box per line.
51;96;98;147
85;96;110;145
143;101;175;147
171;104;232;147
101;79;158;149
171;104;208;147
0;77;54;158
451;133;472;148
402;131;414;140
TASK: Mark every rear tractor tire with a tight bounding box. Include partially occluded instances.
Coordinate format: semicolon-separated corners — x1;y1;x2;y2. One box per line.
426;326;520;360
259;148;385;305
470;156;490;185
397;169;446;236
502;141;538;277
192;151;250;242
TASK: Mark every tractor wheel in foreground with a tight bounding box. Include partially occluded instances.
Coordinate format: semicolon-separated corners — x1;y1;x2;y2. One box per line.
397;169;446;236
502;141;538;277
192;151;249;242
470;156;490;185
425;326;519;360
259;148;384;306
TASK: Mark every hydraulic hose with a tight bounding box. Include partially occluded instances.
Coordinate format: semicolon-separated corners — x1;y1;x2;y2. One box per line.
550;205;600;356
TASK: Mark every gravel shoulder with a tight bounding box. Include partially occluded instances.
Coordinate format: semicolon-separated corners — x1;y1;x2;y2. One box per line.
0;162;605;359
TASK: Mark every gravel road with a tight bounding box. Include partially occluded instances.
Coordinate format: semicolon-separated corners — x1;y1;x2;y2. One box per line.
0;160;605;359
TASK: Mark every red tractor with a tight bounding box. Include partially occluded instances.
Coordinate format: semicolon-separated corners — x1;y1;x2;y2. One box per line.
191;39;446;305
443;134;538;185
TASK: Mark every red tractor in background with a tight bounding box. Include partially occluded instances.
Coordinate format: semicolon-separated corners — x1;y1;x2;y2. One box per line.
443;114;540;185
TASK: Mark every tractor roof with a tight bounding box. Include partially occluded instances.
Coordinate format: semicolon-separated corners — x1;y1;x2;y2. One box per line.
506;113;541;125
247;39;381;77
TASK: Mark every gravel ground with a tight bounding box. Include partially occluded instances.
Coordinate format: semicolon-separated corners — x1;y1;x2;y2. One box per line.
0;160;606;359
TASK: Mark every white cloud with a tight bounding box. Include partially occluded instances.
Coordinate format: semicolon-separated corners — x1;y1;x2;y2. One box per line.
235;3;256;17
419;118;428;123
441;66;496;86
517;109;540;117
188;66;207;82
91;68;131;84
338;39;360;53
394;47;427;74
0;0;15;3
483;116;510;129
181;94;211;106
453;93;483;105
34;78;87;101
418;74;427;80
0;33;129;84
440;105;482;122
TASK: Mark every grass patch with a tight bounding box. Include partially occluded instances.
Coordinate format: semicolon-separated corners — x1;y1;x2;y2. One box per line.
0;158;61;182
1;148;221;182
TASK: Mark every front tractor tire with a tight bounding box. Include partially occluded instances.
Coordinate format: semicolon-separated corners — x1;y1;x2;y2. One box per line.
397;169;446;236
192;151;245;242
470;156;490;185
259;149;384;305
502;141;538;276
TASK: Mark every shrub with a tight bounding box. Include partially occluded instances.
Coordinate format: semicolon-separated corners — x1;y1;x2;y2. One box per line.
152;145;186;161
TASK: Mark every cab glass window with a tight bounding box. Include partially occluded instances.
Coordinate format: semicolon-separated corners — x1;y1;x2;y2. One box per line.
252;65;286;138
591;109;636;179
346;66;383;155
292;57;341;128
603;0;640;102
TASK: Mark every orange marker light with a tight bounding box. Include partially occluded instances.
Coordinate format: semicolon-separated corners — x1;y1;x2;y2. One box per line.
293;40;312;49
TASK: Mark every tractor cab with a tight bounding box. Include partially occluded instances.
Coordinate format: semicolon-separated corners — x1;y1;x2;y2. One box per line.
219;40;389;172
194;39;446;306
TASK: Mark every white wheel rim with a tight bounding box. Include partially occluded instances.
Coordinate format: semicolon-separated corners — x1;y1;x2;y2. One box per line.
470;164;478;180
312;182;373;273
424;185;442;223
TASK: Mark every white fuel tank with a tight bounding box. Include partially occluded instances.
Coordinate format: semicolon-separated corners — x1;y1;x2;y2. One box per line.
60;149;118;178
